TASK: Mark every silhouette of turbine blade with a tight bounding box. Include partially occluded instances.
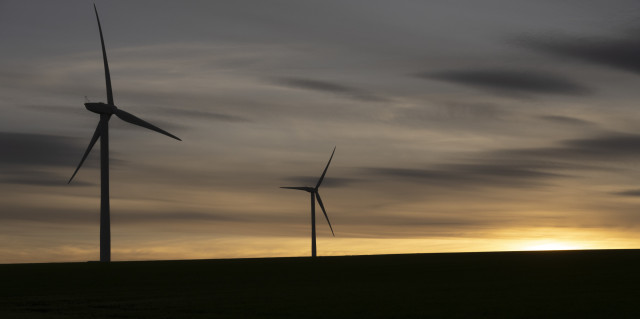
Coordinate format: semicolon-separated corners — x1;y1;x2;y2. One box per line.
315;192;335;236
280;186;309;191
68;121;102;184
315;146;336;189
93;4;113;106
114;109;181;141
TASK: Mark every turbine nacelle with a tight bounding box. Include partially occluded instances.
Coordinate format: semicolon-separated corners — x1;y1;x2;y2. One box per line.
85;102;117;115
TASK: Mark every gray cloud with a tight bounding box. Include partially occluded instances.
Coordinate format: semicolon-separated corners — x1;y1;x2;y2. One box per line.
387;100;513;133
422;69;592;96
506;134;640;161
0;131;125;187
564;134;640;156
363;133;640;191
0;132;82;167
365;162;566;190
113;211;252;224
158;107;251;123
20;105;82;115
281;176;359;188
0;208;233;225
538;115;594;126
612;189;640;197
0;205;309;226
272;77;386;102
515;30;640;75
2;169;93;187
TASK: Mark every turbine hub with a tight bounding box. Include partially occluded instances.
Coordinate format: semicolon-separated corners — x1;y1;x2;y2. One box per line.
85;102;117;115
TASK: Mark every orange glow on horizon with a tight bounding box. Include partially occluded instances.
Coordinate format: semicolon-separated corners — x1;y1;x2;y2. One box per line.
518;241;586;251
2;224;639;263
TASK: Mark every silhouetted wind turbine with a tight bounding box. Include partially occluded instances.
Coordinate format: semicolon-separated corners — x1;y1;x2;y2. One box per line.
68;5;181;263
281;147;336;257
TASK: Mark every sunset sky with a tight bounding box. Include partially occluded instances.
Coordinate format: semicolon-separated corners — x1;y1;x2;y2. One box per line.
3;1;640;263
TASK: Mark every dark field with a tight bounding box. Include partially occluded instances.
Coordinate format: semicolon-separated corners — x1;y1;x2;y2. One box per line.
2;249;640;318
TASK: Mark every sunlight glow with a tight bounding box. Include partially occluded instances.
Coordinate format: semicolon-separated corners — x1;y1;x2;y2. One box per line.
520;241;584;251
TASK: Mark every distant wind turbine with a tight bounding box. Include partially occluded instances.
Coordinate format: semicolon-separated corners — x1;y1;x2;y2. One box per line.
281;147;336;257
68;5;181;263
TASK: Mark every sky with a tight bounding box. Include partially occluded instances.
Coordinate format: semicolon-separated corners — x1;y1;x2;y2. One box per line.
3;0;640;263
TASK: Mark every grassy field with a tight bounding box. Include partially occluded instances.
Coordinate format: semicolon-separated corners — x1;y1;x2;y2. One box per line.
2;249;640;318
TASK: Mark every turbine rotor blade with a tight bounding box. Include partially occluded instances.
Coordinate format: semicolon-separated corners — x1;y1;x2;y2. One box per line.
93;4;113;106
315;146;336;189
68;121;102;183
315;192;335;236
280;187;308;190
114;109;181;141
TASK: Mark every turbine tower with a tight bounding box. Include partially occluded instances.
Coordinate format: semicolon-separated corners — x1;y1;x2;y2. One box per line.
281;147;336;257
68;5;181;262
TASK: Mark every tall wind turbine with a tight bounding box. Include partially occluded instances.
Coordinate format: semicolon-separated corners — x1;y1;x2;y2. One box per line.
68;5;181;263
281;147;336;257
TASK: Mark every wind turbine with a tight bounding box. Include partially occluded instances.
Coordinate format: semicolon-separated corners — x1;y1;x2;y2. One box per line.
68;5;181;263
281;147;336;257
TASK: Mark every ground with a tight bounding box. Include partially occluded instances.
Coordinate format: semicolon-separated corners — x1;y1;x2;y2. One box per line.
2;250;639;318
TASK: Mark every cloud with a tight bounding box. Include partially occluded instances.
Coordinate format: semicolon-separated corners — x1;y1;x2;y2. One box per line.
421;69;592;96
0;203;306;226
0;131;124;187
2;169;93;187
281;176;358;188
538;115;594;126
514;31;640;75
563;134;640;157
272;77;386;102
365;162;566;190
20;105;83;115
506;134;640;161
0;207;235;225
362;133;640;191
612;190;640;197
158;107;251;123
0;132;82;167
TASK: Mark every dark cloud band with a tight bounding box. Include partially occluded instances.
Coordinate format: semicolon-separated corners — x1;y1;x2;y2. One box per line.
422;69;591;95
272;77;386;102
515;31;640;75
